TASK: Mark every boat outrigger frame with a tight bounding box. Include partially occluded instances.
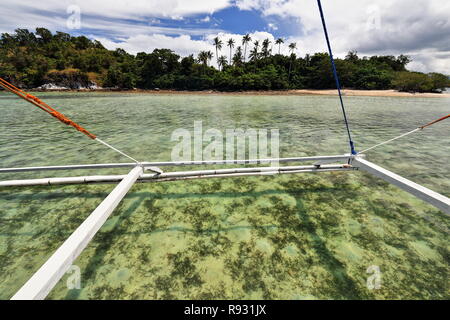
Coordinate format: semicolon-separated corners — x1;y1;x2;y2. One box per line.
1;153;449;300
1;0;449;301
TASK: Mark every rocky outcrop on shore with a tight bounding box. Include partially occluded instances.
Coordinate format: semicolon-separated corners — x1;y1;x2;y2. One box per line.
36;69;101;90
37;82;101;90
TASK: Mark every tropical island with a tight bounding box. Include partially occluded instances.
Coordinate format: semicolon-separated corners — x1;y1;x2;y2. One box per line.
0;28;449;93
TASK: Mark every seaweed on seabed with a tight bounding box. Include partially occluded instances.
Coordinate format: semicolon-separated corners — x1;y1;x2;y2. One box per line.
153;275;177;299
184;200;220;235
189;234;231;257
224;241;270;297
88;284;126;299
168;253;204;288
194;282;227;299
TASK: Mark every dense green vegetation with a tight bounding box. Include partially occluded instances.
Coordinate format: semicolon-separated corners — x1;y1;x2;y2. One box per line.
1;28;449;92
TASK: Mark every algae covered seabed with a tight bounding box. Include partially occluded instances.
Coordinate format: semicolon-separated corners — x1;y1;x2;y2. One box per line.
0;93;449;299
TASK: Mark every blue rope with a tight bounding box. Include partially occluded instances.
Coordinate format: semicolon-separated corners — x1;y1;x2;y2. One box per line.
317;0;357;155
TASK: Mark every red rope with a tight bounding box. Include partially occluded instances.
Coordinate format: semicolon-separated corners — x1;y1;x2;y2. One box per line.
0;77;96;139
420;114;450;129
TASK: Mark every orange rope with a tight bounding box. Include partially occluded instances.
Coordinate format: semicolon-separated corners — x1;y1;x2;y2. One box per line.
420;114;450;129
0;77;96;139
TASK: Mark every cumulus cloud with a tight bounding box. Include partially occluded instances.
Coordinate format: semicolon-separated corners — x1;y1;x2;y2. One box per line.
198;16;211;23
0;1;227;37
0;0;448;73
268;23;278;31
96;31;279;69
96;34;213;57
236;0;450;73
2;0;232;21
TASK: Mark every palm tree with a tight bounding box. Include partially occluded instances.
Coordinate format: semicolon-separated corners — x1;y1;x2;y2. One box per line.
249;40;259;61
227;38;235;65
198;50;213;74
262;38;271;58
288;42;297;82
242;34;251;63
233;46;243;66
197;51;213;73
213;37;223;69
218;55;228;70
197;51;207;65
197;50;213;66
288;42;297;55
345;50;359;62
275;38;284;55
206;50;213;66
305;53;311;66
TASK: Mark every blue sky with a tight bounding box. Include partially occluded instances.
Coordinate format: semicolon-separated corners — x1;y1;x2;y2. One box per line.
64;5;302;42
165;6;302;40
1;0;449;73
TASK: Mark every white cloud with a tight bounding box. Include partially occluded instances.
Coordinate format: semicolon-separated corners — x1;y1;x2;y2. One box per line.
199;16;211;23
3;0;232;21
268;23;278;31
236;0;450;73
96;31;279;69
0;4;225;39
0;0;448;73
408;52;450;73
96;34;213;57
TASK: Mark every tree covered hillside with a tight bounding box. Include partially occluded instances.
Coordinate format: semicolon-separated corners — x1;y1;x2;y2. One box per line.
0;28;449;92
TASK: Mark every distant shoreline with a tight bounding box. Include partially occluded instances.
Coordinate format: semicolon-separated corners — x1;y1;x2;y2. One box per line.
21;88;450;98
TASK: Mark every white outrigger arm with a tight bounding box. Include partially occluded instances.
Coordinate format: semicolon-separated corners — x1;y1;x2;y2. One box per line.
10;166;143;300
352;157;450;215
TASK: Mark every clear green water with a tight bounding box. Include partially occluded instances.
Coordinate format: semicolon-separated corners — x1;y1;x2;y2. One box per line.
0;92;448;299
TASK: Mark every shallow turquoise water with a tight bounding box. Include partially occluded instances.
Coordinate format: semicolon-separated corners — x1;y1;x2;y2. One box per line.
0;92;448;299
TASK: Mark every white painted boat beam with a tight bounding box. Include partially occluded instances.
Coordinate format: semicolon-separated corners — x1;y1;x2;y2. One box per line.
0;164;355;187
353;157;450;215
0;155;352;174
10;166;143;300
